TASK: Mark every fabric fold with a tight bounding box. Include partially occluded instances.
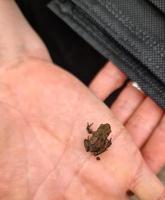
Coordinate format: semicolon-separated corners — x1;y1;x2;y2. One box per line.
48;0;165;108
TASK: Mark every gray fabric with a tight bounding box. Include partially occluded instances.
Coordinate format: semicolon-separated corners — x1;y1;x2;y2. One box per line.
147;0;165;14
48;0;165;109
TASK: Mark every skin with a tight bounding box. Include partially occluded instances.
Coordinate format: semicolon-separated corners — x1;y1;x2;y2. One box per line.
0;1;164;199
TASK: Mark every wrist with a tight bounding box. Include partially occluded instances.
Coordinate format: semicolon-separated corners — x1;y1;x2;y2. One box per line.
0;0;51;70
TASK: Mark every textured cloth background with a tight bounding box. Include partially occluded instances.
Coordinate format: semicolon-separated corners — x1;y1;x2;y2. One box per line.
48;0;165;108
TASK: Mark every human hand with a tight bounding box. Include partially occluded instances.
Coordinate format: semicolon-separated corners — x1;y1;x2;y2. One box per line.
89;61;165;174
0;58;164;200
0;0;51;67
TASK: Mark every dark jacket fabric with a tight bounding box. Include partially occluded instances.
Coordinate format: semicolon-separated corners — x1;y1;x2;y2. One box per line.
16;0;165;108
48;0;165;109
15;0;106;85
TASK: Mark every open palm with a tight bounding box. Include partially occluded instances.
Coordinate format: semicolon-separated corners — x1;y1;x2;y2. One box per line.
0;59;164;200
90;61;165;174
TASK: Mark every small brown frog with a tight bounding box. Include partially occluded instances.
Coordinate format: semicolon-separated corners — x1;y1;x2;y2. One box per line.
84;123;112;160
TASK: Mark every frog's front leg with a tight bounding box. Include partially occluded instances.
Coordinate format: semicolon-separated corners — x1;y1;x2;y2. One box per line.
86;122;94;134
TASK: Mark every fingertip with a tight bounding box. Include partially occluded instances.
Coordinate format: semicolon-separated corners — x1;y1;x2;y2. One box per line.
111;83;145;123
89;61;126;100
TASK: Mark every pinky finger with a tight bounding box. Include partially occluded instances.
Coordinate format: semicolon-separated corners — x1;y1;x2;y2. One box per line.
142;113;165;174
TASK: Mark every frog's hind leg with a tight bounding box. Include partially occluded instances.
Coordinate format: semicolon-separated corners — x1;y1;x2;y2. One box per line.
84;139;90;152
93;147;107;156
87;122;94;134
